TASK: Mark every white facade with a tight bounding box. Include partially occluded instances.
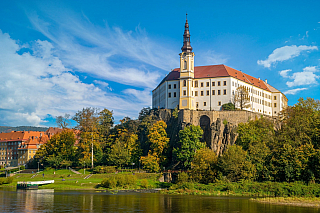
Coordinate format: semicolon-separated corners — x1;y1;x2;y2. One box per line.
152;74;288;117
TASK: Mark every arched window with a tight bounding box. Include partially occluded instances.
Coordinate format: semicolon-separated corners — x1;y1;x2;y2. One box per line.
184;60;187;70
183;80;186;87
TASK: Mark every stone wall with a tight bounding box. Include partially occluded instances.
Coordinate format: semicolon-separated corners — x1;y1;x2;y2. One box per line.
156;109;272;156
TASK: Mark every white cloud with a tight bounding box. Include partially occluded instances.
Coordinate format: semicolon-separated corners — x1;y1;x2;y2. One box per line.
279;69;292;78
257;45;318;68
0;30;150;126
284;88;308;95
93;80;112;91
286;72;318;87
303;66;319;72
27;12;178;89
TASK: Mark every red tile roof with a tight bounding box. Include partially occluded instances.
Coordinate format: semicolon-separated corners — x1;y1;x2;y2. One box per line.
159;64;272;92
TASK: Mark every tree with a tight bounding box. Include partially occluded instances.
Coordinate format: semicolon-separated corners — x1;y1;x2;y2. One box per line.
173;125;205;169
147;121;169;165
218;145;256;181
108;140;131;168
56;114;71;129
222;103;235;111
141;154;160;173
34;129;77;166
233;86;250;110
190;147;218;184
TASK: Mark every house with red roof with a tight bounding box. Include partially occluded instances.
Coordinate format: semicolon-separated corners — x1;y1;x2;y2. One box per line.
152;17;287;116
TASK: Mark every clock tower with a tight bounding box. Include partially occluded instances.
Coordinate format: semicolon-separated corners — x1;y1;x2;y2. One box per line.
179;14;195;110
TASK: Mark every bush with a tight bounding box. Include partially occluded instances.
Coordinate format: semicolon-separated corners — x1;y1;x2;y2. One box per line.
140;179;149;189
101;174;137;189
177;172;189;184
93;166;116;174
6;176;14;184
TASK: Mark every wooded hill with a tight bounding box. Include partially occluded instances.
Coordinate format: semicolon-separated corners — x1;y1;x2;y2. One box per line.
0;126;48;133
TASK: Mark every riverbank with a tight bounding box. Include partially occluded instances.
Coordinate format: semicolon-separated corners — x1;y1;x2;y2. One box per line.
251;197;320;208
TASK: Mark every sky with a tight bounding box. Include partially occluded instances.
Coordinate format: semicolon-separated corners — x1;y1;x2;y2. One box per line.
0;0;319;127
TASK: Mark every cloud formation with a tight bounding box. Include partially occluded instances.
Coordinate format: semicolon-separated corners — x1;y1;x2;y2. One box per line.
279;66;319;89
284;88;308;95
0;30;152;126
257;45;318;68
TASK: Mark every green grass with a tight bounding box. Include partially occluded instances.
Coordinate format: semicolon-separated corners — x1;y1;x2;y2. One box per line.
1;169;167;191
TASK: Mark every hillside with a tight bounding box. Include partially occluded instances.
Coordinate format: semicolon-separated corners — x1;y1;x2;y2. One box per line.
0;126;48;133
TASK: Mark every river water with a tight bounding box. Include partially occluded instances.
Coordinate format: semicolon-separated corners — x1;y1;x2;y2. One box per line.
0;189;318;213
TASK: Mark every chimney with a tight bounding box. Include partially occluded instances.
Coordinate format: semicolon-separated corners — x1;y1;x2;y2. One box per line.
258;78;260;81
265;79;267;84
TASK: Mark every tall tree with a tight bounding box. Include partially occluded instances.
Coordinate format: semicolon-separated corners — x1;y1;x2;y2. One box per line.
56;113;71;129
233;86;250;110
173;125;205;169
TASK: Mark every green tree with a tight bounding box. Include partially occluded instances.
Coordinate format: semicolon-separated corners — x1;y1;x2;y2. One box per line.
190;147;218;184
222;102;235;111
108;140;131;168
218;145;256;182
173;125;205;169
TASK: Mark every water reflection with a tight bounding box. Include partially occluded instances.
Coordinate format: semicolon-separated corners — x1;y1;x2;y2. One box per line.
0;189;319;213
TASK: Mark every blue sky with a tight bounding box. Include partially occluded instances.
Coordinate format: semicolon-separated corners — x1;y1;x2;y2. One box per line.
0;0;319;127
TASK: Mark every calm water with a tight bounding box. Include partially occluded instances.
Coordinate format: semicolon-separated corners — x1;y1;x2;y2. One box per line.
0;189;319;213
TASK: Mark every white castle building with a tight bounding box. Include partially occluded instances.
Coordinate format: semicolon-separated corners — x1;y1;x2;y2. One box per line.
152;17;288;117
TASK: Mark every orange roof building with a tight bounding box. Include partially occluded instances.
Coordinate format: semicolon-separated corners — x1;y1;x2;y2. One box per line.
152;17;287;116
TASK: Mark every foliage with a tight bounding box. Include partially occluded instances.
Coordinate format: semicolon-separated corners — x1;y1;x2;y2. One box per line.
233;86;250;110
140;179;149;188
172;107;179;119
56;113;71;129
101;174;137;189
147;121;169;165
177;172;189;184
222;102;235;111
173;125;205;169
93;166;116;174
141;154;160;172
190;147;218;184
218;145;256;182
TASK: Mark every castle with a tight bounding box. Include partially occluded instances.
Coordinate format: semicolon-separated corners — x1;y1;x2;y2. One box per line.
152;16;287;117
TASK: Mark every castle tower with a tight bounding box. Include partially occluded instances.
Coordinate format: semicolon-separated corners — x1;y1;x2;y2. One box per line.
179;14;195;110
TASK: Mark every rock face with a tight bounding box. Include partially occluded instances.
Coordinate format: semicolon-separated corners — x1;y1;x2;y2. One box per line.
154;109;269;156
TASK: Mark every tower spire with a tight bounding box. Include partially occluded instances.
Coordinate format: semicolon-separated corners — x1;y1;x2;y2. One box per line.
181;13;193;53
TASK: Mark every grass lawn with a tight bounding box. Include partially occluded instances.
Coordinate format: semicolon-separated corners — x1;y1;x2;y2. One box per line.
1;169;167;190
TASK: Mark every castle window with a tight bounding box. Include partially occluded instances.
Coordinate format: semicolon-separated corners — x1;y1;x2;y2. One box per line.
195;81;198;87
212;90;215;95
201;82;204;87
174;92;176;97
183;90;186;96
223;89;227;95
196;102;199;108
212;82;215;86
232;90;234;95
204;102;207;106
232;81;234;86
174;84;177;89
192;91;193;96
274;96;277;100
223;81;227;86
206;90;209;96
201;91;204;96
183;80;186;87
218;90;221;95
218;81;221;86
218;101;221;106
274;111;277;114
274;103;277;107
206;82;209;87
184;60;187;70
195;91;198;96
168;93;171;98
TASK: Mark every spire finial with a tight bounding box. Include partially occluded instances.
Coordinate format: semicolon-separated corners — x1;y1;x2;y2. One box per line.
181;14;192;53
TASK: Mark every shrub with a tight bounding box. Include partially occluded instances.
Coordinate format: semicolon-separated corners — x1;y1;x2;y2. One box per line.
140;179;149;189
101;174;137;189
101;176;117;188
177;172;189;184
6;176;14;184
